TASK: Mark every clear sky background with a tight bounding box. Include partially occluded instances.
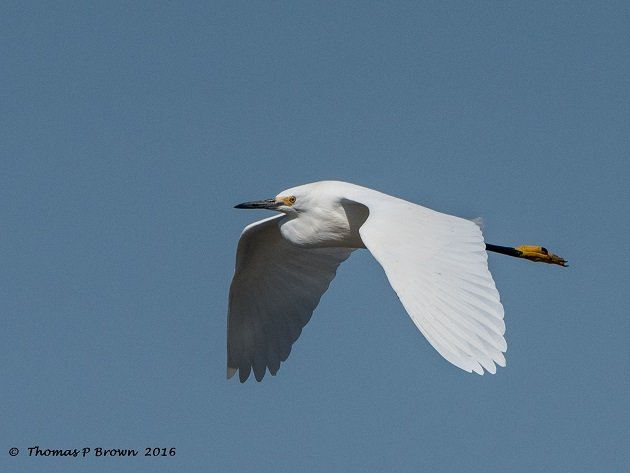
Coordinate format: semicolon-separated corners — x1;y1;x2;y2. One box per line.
2;2;629;472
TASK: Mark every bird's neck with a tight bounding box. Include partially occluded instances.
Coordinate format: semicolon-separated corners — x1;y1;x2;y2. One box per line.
278;205;366;249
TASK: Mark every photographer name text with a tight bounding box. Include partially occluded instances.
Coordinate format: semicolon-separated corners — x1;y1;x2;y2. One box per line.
25;445;176;458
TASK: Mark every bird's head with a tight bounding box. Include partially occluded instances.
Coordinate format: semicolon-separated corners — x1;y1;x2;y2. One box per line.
235;189;305;215
234;182;345;217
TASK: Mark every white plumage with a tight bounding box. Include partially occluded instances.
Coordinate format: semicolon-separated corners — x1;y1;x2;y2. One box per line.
228;181;508;382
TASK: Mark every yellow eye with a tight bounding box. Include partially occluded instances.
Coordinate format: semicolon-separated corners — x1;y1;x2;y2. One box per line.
287;196;296;205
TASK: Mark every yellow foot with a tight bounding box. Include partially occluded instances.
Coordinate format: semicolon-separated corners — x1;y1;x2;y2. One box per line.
515;245;568;267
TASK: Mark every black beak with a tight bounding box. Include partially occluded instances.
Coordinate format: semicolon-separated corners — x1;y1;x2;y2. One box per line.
234;198;280;210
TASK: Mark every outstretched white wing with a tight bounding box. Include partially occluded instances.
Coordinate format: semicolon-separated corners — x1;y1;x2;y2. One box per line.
228;215;353;382
354;194;506;374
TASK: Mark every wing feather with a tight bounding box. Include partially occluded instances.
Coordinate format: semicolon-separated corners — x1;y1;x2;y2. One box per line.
355;194;507;375
227;215;353;382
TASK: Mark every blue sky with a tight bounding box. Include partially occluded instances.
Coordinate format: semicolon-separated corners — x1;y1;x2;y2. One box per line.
2;2;629;472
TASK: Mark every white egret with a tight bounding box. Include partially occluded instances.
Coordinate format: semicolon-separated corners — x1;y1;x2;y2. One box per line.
228;181;565;382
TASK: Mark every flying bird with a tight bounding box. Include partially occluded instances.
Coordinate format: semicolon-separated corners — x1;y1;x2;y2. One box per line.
227;181;566;382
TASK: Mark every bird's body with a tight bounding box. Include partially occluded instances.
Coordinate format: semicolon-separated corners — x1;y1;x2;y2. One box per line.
228;181;565;382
